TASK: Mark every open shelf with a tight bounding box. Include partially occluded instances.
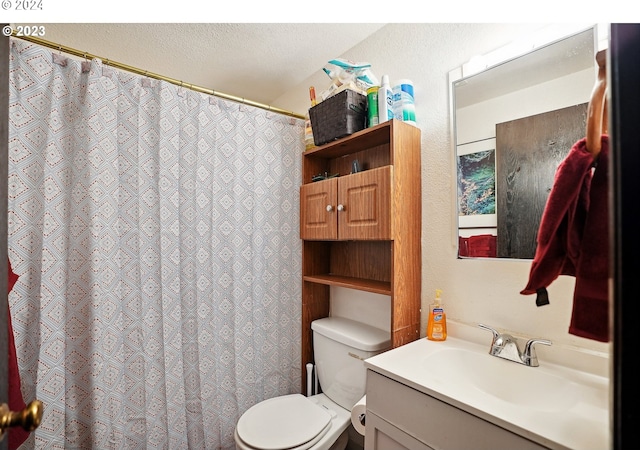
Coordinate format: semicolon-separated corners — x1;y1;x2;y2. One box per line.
303;274;392;296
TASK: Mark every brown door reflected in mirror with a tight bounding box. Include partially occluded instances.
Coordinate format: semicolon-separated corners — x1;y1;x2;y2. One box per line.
495;103;588;258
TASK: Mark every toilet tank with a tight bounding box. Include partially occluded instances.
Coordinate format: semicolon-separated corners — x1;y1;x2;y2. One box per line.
311;317;390;411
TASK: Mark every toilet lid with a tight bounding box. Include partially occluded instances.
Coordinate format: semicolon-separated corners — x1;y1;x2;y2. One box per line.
236;394;332;450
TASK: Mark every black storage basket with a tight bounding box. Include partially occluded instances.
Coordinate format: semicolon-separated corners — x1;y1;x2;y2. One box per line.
309;89;367;146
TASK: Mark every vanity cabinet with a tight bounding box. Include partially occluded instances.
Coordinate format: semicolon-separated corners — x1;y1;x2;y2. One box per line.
365;370;548;450
300;120;421;394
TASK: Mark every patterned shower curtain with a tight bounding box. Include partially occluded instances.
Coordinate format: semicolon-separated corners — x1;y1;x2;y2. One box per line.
7;38;303;449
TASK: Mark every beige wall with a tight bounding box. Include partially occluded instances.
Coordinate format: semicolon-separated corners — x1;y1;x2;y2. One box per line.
275;23;610;356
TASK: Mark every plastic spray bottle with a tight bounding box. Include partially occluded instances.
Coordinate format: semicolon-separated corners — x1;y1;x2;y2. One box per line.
377;75;394;123
427;289;447;341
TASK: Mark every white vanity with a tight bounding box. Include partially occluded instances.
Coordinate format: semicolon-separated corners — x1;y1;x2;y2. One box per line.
363;326;609;450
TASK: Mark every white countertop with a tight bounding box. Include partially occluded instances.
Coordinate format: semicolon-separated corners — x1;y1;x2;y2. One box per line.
364;335;610;450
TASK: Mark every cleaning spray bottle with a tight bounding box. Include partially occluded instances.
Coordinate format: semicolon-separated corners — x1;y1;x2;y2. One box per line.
377;75;394;123
427;289;447;341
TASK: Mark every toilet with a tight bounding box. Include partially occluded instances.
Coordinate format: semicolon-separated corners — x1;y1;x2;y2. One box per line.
234;316;390;450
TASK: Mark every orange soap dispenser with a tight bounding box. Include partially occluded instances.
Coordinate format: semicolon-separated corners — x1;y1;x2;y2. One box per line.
427;289;447;341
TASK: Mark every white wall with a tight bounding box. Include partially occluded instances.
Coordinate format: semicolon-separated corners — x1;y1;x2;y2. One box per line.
456;68;593;145
275;23;610;356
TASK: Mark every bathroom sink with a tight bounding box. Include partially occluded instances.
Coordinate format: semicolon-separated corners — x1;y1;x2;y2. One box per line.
423;347;584;412
363;332;610;450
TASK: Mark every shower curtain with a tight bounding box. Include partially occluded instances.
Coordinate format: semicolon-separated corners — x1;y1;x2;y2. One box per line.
7;38;303;449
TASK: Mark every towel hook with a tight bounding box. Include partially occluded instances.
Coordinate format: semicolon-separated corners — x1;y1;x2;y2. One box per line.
586;49;607;160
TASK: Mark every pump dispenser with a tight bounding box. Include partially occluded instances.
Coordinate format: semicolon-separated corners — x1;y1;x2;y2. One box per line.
427;289;447;341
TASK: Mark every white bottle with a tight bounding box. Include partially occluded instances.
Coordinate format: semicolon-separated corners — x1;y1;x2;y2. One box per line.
393;79;416;126
377;75;394;123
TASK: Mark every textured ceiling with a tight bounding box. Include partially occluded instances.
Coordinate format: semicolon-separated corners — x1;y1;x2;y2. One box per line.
22;23;387;108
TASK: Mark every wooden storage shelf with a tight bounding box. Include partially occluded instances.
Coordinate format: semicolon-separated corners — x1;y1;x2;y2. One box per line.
303;122;394;159
300;120;421;395
303;274;392;296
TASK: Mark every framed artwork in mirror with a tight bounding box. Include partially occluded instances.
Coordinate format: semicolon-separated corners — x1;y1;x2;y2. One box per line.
457;138;496;228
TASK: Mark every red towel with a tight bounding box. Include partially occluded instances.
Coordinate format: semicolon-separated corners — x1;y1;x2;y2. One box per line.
521;136;609;342
7;259;29;449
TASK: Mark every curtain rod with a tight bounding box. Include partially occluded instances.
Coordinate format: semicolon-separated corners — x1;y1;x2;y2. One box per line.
11;32;306;120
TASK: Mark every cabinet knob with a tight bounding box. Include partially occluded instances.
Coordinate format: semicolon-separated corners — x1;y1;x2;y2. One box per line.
337;204;345;212
326;205;333;212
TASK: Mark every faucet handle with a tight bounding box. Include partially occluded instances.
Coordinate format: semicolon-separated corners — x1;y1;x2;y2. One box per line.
477;323;500;342
522;338;552;367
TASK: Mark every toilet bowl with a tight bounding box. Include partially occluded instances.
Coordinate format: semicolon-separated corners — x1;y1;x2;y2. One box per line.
234;317;390;450
234;393;350;450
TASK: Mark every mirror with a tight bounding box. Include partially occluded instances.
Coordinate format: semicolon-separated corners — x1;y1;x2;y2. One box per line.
452;26;597;259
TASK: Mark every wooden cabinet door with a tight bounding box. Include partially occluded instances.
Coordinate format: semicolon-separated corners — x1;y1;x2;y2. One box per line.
300;178;338;240
301;166;392;241
338;166;392;240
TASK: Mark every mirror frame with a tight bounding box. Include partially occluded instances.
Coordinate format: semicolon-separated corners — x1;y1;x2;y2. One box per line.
449;23;609;260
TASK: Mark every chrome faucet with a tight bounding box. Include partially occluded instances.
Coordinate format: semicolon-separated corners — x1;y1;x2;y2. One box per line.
478;324;551;367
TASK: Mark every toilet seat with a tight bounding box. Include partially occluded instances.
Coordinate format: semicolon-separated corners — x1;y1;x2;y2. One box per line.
236;394;333;450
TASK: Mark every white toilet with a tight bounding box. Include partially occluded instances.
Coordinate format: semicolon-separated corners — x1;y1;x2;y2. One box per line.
234;316;390;450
